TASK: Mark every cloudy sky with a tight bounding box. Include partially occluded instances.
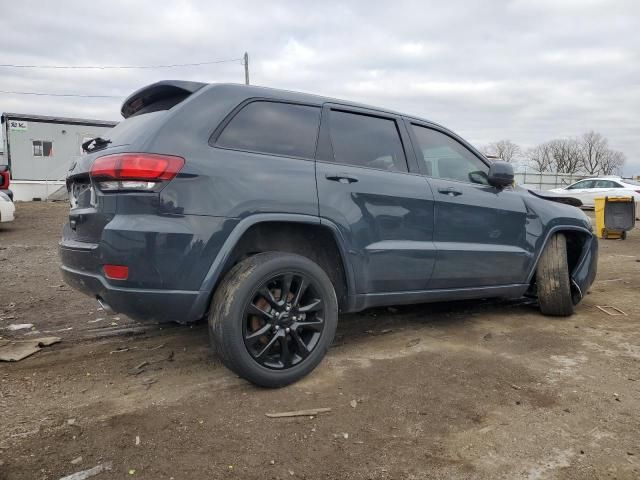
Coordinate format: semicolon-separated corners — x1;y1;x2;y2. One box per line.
1;0;638;173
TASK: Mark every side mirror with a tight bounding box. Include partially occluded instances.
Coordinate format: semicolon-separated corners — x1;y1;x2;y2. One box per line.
487;161;514;188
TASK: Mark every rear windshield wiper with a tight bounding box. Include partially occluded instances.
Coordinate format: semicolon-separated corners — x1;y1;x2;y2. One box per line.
82;137;112;153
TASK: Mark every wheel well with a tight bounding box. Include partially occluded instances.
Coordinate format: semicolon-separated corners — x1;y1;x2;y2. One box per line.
528;229;589;295
563;230;589;274
221;222;349;310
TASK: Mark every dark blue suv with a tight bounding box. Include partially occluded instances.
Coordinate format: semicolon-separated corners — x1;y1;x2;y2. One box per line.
60;81;597;387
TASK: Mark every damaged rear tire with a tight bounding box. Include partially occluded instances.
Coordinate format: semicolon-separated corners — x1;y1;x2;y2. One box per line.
536;233;574;316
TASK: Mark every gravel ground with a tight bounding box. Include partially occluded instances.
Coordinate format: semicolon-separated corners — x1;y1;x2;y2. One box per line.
0;202;639;480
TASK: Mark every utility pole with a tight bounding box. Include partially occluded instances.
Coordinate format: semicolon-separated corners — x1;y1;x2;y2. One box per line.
244;52;250;85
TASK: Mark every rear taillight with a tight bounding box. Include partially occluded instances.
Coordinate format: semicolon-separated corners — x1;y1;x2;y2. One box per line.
0;168;9;190
90;153;184;191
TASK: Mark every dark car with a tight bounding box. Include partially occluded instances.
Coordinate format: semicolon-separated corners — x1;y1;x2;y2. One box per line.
60;81;597;387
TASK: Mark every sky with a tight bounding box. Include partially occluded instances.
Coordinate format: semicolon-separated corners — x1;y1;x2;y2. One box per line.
1;0;638;174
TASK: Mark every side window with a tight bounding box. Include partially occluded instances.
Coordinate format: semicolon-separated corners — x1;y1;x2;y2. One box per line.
216;101;321;159
596;180;618;188
410;125;488;184
568;180;594;190
328;110;408;172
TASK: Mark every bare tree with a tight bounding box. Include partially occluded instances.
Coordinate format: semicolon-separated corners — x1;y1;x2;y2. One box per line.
482;140;521;163
526;143;555;172
600;150;626;175
580;131;609;175
549;138;582;174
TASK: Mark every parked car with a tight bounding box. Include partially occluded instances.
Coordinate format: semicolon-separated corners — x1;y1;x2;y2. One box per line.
0;191;15;224
60;81;598;387
548;177;640;208
0;165;12;200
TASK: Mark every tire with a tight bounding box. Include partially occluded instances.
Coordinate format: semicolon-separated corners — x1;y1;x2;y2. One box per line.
209;252;338;388
536;233;574;316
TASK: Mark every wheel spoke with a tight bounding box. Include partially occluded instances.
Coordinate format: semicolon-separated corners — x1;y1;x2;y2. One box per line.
295;319;323;332
258;287;279;309
291;330;311;359
292;277;309;307
245;323;272;342
247;303;274;321
299;298;322;313
281;274;293;302
255;332;280;360
279;335;292;367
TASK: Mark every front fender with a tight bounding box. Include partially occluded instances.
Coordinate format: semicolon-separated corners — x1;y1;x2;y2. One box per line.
526;225;597;303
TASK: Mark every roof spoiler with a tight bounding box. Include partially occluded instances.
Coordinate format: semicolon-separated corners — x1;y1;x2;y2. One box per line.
121;80;207;118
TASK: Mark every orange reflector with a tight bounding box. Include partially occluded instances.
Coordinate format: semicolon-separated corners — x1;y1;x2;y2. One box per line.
103;264;129;280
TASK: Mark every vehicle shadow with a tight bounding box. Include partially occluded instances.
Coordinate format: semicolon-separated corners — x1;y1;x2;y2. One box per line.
332;297;540;347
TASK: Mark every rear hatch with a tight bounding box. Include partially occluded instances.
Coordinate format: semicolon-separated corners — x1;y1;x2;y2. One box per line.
64;81;206;244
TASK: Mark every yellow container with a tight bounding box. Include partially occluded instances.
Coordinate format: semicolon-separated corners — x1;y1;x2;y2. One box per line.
594;196;636;240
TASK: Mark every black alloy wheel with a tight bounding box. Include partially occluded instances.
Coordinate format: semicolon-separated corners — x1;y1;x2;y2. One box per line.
209;252;338;388
243;272;325;369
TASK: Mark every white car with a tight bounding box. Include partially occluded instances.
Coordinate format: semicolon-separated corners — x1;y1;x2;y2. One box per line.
548;177;640;208
0;191;15;223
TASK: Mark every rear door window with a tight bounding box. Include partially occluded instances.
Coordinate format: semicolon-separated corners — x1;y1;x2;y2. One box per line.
328;110;408;172
216;101;321;159
595;180;619;188
410;125;488;184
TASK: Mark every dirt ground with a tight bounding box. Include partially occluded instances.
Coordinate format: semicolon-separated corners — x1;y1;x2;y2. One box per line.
1;202;639;480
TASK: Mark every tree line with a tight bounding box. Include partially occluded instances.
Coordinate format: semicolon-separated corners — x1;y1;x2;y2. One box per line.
481;131;626;175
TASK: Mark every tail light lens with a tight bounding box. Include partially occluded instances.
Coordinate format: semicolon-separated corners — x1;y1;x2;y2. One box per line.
90;153;184;192
0;167;9;190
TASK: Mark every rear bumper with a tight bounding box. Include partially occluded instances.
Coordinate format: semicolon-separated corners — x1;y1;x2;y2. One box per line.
60;264;210;324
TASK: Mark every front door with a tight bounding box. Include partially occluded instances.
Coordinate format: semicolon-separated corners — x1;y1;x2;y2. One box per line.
315;106;436;294
407;122;531;289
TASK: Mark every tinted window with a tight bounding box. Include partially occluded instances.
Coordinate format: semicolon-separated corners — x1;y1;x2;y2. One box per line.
595;180;619;188
217;101;320;159
567;180;595;190
411;125;488;184
329;111;407;172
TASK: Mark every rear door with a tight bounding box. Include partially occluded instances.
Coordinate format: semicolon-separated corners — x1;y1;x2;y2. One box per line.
315;105;435;294
406;122;530;288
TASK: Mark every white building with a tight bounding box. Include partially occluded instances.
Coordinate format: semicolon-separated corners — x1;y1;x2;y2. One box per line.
1;112;117;201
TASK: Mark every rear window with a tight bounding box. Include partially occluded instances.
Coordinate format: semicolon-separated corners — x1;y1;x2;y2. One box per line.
216;101;321;159
101;111;165;147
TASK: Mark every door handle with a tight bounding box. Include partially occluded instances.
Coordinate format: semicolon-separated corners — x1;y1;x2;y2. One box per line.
438;187;463;196
325;173;359;184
